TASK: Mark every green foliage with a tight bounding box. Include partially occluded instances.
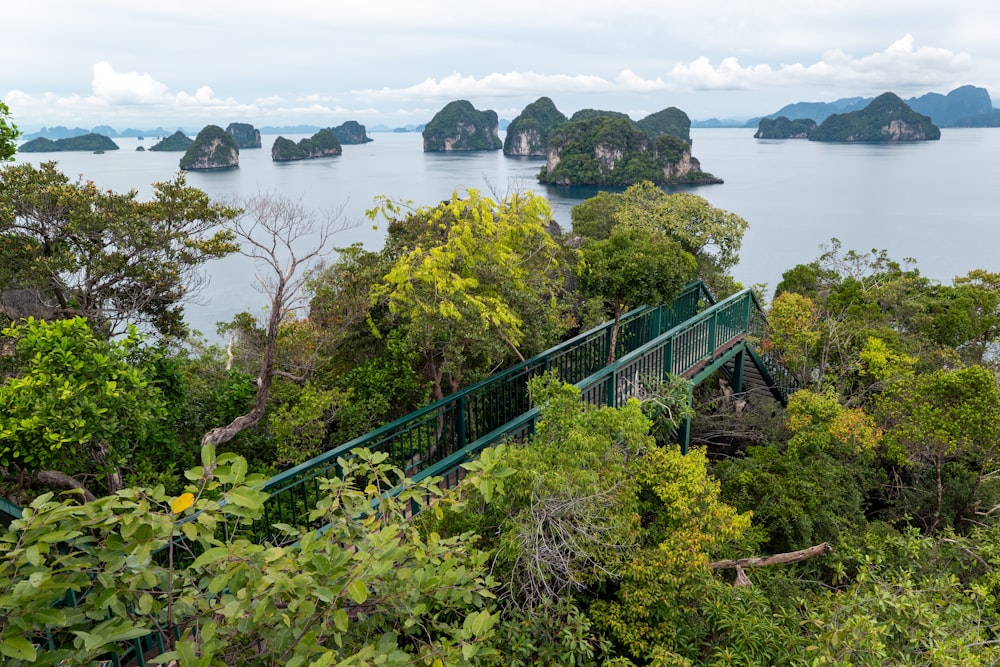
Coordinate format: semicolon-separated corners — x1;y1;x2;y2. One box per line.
0;446;501;666
578;224;697;360
17;133;119;153
272;129;342;161
422;100;502;151
0;161;239;337
369;189;569;400
0;317;167;493
0;101;20;162
810;92;941;142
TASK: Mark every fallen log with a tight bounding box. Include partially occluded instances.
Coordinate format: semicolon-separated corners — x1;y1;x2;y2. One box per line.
709;542;831;587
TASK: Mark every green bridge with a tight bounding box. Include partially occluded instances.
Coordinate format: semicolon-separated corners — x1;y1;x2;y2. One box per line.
255;281;797;542
0;282;798;665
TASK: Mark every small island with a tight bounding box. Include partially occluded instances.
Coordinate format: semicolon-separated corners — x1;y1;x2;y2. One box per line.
149;131;194;152
329;121;373;145
226;123;262;149
422;100;502;152
18;133;119;153
809;92;941;142
537;111;721;187
179;125;240;170
754;117;818;139
271;129;342;162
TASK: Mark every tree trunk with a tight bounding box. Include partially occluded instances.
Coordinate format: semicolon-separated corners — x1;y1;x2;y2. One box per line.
709;542;832;586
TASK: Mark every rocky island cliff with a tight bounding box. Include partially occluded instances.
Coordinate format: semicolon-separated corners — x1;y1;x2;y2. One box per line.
503;97;567;157
329;121;373;144
226;123;262;149
179;125;239;170
423;100;502;152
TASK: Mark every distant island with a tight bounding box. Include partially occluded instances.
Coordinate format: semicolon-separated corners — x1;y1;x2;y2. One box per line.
755;93;941;142
18;133;119;153
180;125;239;170
423;100;502;152
226;123;262;149
752;85;998;129
503;97;567;157
271;129;342;161
149;131;194;152
328;121;372;144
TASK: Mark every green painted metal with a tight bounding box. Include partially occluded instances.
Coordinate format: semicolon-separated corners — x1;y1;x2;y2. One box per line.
254;280;714;542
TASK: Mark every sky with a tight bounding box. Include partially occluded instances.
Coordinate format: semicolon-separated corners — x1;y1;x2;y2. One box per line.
3;1;998;132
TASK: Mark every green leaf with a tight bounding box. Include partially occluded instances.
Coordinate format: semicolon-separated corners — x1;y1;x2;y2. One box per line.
191;546;231;569
0;636;37;660
226;485;267;510
332;608;349;633
346;579;368;604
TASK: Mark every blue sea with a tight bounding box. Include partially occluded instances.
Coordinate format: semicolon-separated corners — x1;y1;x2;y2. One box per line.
12;128;1000;338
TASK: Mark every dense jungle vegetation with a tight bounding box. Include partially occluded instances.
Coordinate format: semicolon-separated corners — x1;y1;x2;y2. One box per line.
2;106;1000;665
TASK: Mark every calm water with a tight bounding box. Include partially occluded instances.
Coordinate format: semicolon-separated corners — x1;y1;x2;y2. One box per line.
12;129;1000;336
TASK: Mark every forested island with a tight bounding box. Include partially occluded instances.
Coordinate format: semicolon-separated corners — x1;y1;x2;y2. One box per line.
4;103;1000;665
271;128;343;161
422;100;503;151
18;133;119;152
755;92;941;142
149;130;194;151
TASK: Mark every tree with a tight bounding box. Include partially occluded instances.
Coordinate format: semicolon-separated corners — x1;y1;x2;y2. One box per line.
202;194;351;449
876;366;1000;532
577;224;696;363
0;162;239;337
615;182;749;296
0;101;20;162
0;445;503;665
0;317;167;497
370;189;569;401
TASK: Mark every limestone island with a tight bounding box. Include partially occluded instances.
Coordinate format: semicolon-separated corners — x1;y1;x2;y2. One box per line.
179;125;239;170
329;121;373;144
149;131;194;152
18;133;119;153
754;117;818;139
423;100;502;152
226;122;262;149
503;97;568;157
536;108;721;187
809;93;940;142
271;129;342;162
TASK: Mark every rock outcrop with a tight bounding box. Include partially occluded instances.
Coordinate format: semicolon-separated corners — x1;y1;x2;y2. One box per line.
18;133;119;152
179;125;240;170
422;100;502;152
809;92;941;142
226;123;262;149
149;130;194;152
329;121;373;144
503;97;567;157
538;116;721;187
271;129;343;161
636;107;692;142
754;117;818;139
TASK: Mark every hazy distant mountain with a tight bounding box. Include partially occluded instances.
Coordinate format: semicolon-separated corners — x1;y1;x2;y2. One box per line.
23;126;90;140
756;85;997;128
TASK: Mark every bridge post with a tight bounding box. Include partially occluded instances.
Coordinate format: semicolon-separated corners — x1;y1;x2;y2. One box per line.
677;384;693;455
732;344;746;395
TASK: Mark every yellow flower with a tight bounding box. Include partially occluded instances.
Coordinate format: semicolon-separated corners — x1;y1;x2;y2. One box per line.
171;492;195;514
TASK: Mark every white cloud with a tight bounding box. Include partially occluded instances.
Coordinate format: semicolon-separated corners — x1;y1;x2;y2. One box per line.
350;36;973;102
90;61;169;104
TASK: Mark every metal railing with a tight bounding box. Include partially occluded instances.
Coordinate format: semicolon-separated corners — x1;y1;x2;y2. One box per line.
255;280;714;541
